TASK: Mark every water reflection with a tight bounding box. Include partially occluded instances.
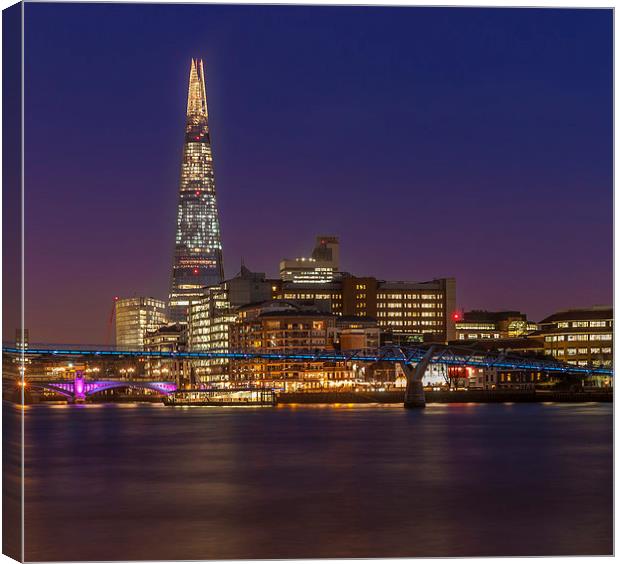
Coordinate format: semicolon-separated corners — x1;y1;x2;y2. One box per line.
12;402;613;560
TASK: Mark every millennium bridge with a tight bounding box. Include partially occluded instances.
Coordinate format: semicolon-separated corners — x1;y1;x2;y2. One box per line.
3;343;613;407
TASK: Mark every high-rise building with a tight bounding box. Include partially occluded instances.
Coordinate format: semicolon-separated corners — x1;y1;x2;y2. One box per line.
115;297;168;350
280;235;340;283
169;58;224;322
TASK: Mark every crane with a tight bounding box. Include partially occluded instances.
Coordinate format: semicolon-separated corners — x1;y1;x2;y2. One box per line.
106;296;119;348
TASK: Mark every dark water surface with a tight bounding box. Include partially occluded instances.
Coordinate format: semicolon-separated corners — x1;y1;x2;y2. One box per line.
14;402;613;560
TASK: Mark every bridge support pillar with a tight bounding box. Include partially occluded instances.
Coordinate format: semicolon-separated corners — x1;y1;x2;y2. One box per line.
73;371;86;403
403;374;425;408
403;346;436;409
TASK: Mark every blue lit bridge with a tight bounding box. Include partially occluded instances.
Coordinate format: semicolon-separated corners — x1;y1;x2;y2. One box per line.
3;343;613;407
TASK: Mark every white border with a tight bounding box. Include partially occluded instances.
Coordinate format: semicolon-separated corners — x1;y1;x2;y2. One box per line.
0;2;615;564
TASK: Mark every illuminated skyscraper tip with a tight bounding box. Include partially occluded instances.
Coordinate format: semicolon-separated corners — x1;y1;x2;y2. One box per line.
187;58;208;117
168;58;224;323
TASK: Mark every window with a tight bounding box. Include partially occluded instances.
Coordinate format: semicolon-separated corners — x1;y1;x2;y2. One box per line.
568;334;588;341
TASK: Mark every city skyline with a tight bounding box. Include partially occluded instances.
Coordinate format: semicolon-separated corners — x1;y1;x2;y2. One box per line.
11;4;612;343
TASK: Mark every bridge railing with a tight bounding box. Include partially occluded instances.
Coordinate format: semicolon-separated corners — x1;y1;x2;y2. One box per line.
2;343;613;377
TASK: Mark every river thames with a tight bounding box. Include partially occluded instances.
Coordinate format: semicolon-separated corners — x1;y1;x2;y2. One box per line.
6;401;613;560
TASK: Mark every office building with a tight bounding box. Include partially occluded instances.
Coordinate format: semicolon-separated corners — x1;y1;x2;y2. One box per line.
273;274;456;342
188;266;274;383
534;306;613;377
115;297;167;350
280;235;339;283
455;310;538;341
169;58;224;322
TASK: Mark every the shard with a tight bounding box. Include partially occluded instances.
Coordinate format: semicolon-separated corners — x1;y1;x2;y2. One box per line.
168;58;224;322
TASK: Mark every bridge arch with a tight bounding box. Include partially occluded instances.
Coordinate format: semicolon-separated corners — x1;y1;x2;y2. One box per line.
84;381;177;397
29;380;177;401
28;383;75;399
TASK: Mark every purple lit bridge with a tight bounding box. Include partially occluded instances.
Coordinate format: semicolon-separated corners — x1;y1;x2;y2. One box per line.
27;375;177;403
3;343;613;407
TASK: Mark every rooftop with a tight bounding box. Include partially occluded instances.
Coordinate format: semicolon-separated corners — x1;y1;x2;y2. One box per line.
462;310;527;322
258;310;333;319
448;337;545;351
539;306;613;324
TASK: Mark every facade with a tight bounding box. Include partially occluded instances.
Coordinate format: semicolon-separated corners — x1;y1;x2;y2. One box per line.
169;58;224;322
330;316;380;353
229;301;355;390
535;306;613;375
375;278;456;342
445;365;547;391
446;338;546;390
455;310;538;341
187;266;275;384
188;284;236;384
115;297;167;350
280;235;339;283
274;275;456;342
144;323;189;387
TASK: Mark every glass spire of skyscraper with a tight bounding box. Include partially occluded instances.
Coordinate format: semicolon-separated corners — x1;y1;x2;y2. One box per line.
168;58;224;323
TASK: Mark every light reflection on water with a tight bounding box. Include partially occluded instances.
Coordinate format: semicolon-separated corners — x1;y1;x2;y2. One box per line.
7;401;612;560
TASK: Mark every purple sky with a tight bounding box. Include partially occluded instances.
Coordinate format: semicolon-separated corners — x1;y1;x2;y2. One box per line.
11;4;613;344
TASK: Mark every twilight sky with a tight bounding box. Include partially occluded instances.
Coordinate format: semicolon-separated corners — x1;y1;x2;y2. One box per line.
16;3;612;344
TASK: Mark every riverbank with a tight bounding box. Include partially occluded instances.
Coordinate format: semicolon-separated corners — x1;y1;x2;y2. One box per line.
9;388;613;405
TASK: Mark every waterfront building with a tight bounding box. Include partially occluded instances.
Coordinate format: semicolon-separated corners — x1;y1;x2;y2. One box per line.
144;323;189;388
187;285;236;384
280;235;340;283
188;266;274;384
455;310;537;341
331;316;380;387
273;274;456;342
169;58;224;322
446;338;546;390
533;306;613;382
115;297;167;350
330;316;380;353
229;301;356;390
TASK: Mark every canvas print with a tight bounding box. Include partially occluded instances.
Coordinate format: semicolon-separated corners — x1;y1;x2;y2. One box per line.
2;2;613;561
